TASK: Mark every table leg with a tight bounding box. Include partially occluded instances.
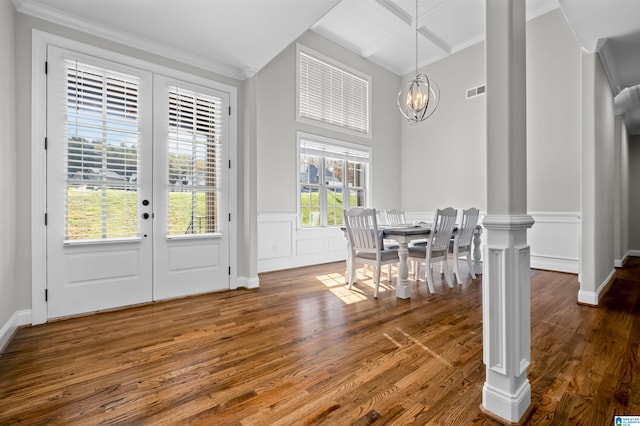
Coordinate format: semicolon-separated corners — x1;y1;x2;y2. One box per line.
396;242;411;299
345;236;354;285
473;226;483;276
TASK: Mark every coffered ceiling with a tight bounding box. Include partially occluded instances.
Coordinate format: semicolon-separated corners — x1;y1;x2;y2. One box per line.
11;0;640;133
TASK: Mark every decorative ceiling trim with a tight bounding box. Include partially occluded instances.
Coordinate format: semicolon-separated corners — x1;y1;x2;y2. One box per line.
13;0;245;81
374;0;412;25
597;38;621;95
418;26;451;56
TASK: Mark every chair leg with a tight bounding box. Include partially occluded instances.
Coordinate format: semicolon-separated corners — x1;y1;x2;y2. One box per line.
374;265;381;298
387;263;392;279
348;258;356;290
466;252;476;279
426;265;435;294
443;259;454;288
454;256;462;284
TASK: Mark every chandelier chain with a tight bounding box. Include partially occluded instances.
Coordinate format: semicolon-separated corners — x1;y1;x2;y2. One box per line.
415;0;418;76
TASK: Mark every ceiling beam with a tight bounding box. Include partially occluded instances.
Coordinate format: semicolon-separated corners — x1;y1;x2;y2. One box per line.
418;26;451;56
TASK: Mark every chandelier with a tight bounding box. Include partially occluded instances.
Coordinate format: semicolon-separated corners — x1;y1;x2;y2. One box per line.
397;0;440;124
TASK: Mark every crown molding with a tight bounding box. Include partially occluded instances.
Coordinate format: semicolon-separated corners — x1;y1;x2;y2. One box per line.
14;0;245;81
597;38;622;95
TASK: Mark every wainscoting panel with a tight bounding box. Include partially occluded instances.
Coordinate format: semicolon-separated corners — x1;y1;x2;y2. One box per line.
258;211;580;275
258;213;346;273
527;212;580;274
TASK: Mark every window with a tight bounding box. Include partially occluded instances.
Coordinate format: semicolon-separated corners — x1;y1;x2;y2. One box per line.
298;133;369;228
297;45;370;135
64;59;141;240
167;86;223;236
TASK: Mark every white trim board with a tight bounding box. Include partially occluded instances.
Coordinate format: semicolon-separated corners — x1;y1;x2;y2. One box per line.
578;268;615;306
0;310;31;353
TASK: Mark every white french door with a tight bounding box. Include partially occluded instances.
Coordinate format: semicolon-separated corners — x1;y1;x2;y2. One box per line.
46;46;230;319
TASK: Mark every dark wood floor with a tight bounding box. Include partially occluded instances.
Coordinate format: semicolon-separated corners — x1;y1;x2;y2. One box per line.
1;258;639;425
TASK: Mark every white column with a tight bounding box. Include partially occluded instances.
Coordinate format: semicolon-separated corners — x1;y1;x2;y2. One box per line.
482;0;534;423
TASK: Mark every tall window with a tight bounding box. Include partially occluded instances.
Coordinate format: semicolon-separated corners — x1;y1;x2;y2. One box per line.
297;46;370;136
167;87;222;236
64;60;140;240
299;134;369;228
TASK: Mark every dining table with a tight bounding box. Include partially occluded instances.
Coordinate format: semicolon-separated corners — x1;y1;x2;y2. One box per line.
342;223;483;299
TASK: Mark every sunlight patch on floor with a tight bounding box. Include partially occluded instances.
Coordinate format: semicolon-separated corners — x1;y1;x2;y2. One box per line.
315;269;394;304
396;327;453;367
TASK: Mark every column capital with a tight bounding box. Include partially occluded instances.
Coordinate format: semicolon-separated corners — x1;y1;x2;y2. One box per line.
483;215;534;231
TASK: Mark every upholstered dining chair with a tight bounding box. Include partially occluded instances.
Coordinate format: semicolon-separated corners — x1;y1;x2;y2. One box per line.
450;207;479;283
407;207;457;293
343;208;399;298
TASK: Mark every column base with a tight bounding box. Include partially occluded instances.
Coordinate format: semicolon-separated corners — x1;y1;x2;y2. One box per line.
482;380;532;424
480;403;534;426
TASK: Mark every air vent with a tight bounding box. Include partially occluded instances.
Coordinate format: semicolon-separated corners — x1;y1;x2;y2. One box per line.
466;84;486;99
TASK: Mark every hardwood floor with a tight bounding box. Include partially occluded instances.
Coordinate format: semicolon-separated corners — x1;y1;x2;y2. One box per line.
1;259;639;425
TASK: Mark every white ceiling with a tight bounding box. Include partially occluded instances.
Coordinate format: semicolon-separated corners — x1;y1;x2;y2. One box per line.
312;0;559;76
11;0;640;133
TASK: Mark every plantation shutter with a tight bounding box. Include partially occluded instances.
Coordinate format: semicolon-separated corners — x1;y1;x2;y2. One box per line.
299;51;370;134
64;60;141;241
167;87;223;236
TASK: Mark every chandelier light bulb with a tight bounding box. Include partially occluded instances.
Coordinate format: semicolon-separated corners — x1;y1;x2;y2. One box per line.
406;79;429;113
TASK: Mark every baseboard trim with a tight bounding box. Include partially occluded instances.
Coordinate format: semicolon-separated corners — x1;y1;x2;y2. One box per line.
530;255;578;274
578;268;616;306
236;276;260;289
0;309;32;353
259;252;345;273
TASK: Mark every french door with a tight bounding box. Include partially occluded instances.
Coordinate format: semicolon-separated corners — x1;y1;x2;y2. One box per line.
45;46;230;319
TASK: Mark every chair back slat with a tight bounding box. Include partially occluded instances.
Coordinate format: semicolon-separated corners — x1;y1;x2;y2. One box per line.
344;208;380;252
384;209;406;226
457;207;479;248
430;207;457;252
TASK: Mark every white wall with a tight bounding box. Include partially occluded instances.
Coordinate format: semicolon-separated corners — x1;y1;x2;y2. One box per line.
629;135;640;251
401;9;582;273
579;51;617;304
400;42;486;212
256;30;402;272
0;0;21;348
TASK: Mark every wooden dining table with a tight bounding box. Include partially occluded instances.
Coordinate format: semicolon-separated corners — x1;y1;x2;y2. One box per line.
342;224;483;299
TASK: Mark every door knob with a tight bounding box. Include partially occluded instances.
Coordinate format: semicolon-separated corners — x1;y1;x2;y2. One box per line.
142;212;150;219
142;200;150;206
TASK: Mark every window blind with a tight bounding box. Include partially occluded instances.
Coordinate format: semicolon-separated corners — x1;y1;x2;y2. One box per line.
168;87;223;236
299;51;370;134
64;60;141;240
299;138;370;162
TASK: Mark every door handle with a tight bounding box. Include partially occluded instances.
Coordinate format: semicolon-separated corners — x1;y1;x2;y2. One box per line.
142;212;150;220
142;200;150;206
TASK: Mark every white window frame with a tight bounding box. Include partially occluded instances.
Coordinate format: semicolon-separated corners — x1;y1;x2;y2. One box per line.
297;132;371;229
31;30;238;325
296;44;372;138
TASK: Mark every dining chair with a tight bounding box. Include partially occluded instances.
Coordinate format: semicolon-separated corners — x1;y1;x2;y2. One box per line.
407;207;457;293
343;208;399;298
451;207;479;283
384;209;406;226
